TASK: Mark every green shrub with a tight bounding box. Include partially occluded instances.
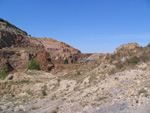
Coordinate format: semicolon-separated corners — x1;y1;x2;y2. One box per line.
127;56;140;65
51;110;57;113
0;64;8;79
27;59;40;70
64;60;68;64
138;88;147;95
139;55;149;62
115;61;123;69
41;85;47;96
0;18;5;22
96;97;107;101
77;71;81;75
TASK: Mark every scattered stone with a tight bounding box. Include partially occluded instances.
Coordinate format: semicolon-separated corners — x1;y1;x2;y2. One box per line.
8;75;13;80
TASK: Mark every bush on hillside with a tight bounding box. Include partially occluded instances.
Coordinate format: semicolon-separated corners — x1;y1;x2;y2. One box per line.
0;18;5;22
27;59;40;70
0;64;8;79
64;59;68;64
127;56;140;65
115;61;123;69
115;56;140;70
139;56;149;62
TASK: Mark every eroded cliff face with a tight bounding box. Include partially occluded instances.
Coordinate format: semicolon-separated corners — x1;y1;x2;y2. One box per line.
0;31;45;50
0;19;89;72
0;19;27;35
34;51;54;72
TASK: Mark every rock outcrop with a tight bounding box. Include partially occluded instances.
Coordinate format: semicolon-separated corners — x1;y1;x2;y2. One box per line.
0;18;27;35
34;51;54;72
114;43;141;55
0;30;44;50
0;18;88;72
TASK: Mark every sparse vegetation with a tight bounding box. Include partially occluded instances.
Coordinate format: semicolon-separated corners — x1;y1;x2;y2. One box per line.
41;85;47;96
114;77;119;80
0;80;30;86
27;59;40;70
64;59;68;64
77;71;81;75
127;56;140;65
115;61;123;69
51;110;57;113
96;97;107;101
139;55;149;63
51;109;58;113
138;88;147;95
51;107;59;113
0;64;8;79
115;56;142;70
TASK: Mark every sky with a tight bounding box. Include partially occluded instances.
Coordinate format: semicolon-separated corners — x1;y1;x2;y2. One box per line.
0;0;150;53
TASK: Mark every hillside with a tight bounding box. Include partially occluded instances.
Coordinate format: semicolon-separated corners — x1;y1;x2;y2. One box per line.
0;44;150;112
0;19;100;73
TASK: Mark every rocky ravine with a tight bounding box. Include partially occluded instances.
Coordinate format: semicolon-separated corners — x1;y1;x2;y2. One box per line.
1;18;150;113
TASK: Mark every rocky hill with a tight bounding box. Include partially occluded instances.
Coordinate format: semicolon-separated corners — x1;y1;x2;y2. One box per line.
113;43;141;55
0;19;100;73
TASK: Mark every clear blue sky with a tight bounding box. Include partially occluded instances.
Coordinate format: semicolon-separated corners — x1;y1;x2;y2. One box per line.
0;0;150;53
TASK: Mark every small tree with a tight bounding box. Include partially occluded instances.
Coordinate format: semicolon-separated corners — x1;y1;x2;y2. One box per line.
0;64;8;79
127;56;140;65
27;59;40;70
